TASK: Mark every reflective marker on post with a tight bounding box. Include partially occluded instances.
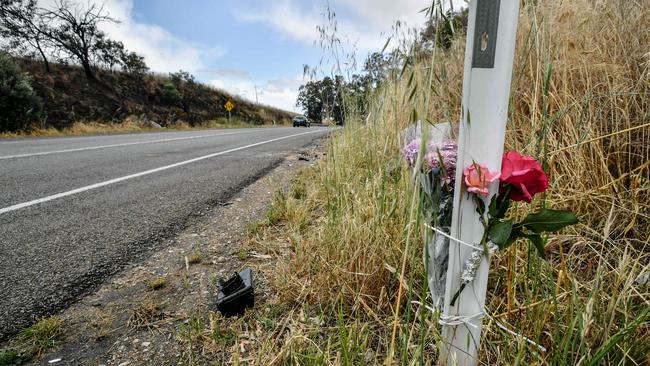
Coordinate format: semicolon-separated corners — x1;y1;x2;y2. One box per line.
439;1;520;365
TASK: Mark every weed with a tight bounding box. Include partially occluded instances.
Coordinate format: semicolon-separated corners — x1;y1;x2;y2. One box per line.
128;301;164;328
0;317;64;365
265;190;287;225
0;350;30;366
290;180;307;200
177;313;237;364
15;317;63;358
234;249;248;261
186;251;202;265
88;310;116;341
246;221;259;235
145;277;167;291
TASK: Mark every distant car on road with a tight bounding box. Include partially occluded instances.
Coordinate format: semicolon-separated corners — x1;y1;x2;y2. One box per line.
292;115;310;127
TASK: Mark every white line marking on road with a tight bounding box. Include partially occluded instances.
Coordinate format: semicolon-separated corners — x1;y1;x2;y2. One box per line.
0;129;266;159
0;129;323;215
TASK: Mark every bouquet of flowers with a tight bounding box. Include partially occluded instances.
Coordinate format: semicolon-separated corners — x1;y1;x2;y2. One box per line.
403;130;458;308
403;129;579;308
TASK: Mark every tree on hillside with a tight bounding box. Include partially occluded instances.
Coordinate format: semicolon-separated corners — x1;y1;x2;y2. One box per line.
95;38;124;71
1;0;149;79
120;51;148;76
94;37;148;76
169;70;198;115
38;0;117;80
0;0;51;72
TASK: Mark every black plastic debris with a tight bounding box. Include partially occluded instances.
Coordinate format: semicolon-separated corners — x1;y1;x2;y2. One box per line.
216;267;254;317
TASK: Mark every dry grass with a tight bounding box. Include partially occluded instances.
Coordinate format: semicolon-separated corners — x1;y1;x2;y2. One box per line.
224;0;650;365
157;0;649;364
128;301;165;328
0;119;147;138
0;115;275;139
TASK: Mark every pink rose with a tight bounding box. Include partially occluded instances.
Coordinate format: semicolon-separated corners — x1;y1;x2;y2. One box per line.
463;163;500;197
500;151;549;203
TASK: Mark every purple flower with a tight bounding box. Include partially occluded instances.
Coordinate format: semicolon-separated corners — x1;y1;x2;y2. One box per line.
403;138;458;183
425;140;458;182
402;138;421;166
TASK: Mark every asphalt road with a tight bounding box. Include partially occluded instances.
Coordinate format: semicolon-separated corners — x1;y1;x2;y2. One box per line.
0;126;328;338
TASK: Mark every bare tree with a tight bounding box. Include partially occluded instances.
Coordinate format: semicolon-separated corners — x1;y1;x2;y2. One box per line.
0;0;51;72
39;0;117;79
1;0;147;79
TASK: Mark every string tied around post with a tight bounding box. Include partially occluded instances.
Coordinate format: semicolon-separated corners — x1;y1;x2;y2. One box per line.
417;225;548;353
411;300;548;353
438;312;485;329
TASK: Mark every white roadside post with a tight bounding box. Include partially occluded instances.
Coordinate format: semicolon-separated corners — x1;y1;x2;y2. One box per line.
440;1;520;365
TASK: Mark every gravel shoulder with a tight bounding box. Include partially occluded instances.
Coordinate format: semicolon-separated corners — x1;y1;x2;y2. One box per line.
16;140;325;366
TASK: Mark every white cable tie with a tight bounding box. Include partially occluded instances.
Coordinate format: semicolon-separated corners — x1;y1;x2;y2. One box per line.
415;298;547;353
424;223;483;251
438;312;484;329
430;306;547;353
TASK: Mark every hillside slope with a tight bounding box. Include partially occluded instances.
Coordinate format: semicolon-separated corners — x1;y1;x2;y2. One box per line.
17;58;294;130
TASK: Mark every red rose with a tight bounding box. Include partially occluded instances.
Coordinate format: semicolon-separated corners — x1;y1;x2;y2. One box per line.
500;151;549;202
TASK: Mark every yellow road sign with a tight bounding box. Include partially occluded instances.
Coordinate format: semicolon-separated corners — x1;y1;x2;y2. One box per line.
224;101;234;112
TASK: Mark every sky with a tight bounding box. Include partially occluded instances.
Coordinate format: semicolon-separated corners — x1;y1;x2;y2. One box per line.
90;0;447;112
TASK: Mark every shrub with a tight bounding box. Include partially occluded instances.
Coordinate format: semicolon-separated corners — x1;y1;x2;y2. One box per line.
161;81;182;105
0;53;42;132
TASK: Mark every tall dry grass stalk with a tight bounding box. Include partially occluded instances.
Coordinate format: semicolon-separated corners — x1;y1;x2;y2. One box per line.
238;0;649;364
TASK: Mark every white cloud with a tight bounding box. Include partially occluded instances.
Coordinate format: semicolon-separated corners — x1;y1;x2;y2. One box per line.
38;0;223;74
100;0;223;74
210;73;306;112
206;68;252;79
234;1;321;46
336;0;428;30
234;0;447;53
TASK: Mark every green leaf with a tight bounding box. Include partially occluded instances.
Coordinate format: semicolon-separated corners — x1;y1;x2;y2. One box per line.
526;234;546;258
504;227;524;247
488;192;511;219
419;172;432;197
488;219;514;249
518;209;579;233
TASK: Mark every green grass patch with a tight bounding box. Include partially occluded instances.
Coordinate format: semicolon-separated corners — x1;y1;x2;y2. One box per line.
0;317;64;365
